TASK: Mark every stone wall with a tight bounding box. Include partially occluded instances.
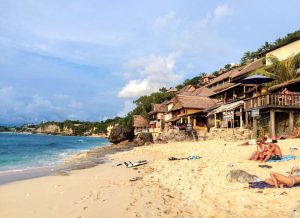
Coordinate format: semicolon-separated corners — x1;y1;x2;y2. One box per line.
208;127;252;141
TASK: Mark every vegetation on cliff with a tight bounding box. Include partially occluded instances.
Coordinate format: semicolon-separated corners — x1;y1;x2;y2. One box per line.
240;29;300;66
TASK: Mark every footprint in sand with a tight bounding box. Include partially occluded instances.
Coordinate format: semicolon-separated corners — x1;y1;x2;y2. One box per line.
291;204;300;218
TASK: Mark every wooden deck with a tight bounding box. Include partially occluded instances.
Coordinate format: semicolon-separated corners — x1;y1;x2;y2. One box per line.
244;93;300;111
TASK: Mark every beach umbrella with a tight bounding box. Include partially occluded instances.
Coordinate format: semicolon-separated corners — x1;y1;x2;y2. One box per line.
240;74;274;93
240;74;274;84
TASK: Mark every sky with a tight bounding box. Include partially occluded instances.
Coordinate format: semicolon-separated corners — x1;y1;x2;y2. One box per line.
0;0;300;125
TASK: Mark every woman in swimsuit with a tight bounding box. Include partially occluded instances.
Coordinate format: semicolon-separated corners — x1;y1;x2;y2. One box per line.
248;138;267;161
265;168;300;188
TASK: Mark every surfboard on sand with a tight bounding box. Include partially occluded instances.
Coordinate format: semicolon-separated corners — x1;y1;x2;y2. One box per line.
124;160;147;168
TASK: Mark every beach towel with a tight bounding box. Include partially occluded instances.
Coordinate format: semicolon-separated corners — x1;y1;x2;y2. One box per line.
168;155;201;161
268;155;299;162
249;181;300;189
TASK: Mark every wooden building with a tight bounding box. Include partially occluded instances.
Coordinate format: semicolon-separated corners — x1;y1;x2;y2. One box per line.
133;115;149;135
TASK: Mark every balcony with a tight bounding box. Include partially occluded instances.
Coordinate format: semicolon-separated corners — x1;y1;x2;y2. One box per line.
244;93;300;110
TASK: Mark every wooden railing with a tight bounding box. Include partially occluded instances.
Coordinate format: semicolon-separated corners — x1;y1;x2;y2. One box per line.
244;94;300;110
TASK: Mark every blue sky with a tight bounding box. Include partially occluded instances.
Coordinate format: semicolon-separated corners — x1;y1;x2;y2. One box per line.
0;0;300;125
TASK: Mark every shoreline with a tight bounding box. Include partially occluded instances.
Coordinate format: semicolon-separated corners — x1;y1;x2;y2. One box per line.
0;140;134;186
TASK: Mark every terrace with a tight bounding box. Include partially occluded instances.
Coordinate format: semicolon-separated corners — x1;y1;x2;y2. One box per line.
244;93;300;111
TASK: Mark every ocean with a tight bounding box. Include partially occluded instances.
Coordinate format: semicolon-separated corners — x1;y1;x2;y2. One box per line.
0;132;109;173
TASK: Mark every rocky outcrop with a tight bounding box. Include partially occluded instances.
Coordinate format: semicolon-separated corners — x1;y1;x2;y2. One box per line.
108;126;134;144
133;132;153;146
35;124;74;136
163;129;187;142
226;170;257;183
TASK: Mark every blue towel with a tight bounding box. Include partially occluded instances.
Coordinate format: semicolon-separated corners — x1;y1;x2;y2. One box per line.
268;155;299;162
187;155;201;160
249;181;300;189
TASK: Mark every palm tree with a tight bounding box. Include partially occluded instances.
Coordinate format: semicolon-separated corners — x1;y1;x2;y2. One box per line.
253;52;300;85
267;53;300;84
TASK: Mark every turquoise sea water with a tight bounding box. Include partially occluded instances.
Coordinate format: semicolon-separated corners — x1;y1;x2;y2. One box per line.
0;133;109;172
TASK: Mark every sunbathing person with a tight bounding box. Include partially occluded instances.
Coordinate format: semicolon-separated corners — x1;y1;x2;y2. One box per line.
265;168;300;188
248;138;267;161
260;142;283;163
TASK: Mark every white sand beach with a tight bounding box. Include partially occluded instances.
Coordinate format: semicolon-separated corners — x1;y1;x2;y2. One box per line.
1;139;300;218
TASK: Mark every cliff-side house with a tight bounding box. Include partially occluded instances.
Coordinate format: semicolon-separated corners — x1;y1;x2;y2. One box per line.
133;115;149;135
148;102;168;138
165;95;217;133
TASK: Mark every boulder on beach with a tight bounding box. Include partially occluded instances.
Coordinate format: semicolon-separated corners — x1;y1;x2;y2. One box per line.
108;126;134;144
226;169;258;183
133;132;153;146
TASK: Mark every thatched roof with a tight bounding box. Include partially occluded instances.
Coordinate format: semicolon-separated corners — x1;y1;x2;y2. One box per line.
133;115;149;128
210;83;236;93
149;102;168;114
206;59;263;87
231;59;263;79
171;95;217;111
191;86;215;97
206;70;238;87
210;83;242;96
268;77;300;92
166;87;178;93
177;84;198;94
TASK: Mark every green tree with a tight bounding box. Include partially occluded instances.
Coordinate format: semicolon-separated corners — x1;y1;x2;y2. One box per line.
254;52;300;85
224;64;232;71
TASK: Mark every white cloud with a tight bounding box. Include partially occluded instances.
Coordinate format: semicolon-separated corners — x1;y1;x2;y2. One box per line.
212;4;230;24
0;85;89;124
117;100;136;117
153;11;177;29
118;52;182;98
149;4;235;70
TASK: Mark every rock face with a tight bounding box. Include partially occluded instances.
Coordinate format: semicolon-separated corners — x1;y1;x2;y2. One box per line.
35;124;74;136
133;132;153;146
226;170;257;183
164;129;187;142
108;126;134;144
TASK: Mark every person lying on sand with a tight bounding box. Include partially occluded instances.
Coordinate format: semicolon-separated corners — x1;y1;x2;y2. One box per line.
260;141;283;163
248;138;267;161
265;167;300;188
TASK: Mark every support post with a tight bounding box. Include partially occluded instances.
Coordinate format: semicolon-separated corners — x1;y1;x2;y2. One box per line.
214;114;217;128
187;116;191;124
253;117;258;139
270;110;275;138
240;108;243;128
289;111;294;134
245;111;249;128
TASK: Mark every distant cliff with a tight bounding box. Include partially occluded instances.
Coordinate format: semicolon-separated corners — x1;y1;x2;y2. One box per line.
18;119;120;137
35;124;74;136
